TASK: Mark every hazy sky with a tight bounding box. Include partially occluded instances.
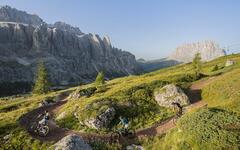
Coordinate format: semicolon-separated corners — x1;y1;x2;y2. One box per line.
1;0;240;59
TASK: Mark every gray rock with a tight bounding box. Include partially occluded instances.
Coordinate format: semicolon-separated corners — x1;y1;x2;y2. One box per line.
85;107;115;129
51;134;92;150
0;6;142;90
126;144;145;150
3;134;12;140
56;111;67;120
225;59;235;67
154;84;189;108
68;87;97;100
169;40;226;63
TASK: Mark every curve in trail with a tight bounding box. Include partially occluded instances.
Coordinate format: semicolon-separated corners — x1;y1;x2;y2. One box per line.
19;77;215;144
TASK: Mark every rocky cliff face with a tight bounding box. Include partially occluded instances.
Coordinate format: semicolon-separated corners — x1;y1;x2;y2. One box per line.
0;6;141;95
169;41;226;63
0;5;43;26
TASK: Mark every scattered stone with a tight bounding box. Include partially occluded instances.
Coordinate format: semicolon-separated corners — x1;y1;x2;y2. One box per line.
85;107;115;129
50;134;92;150
3;134;12;140
68;87;97;100
56;111;67;120
39;97;55;107
225;59;235;67
154;84;189;108
126;144;145;150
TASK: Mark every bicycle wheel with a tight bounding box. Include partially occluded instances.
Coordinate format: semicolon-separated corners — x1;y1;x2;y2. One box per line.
110;132;120;143
38;126;49;136
29;122;38;132
172;116;180;125
126;129;136;139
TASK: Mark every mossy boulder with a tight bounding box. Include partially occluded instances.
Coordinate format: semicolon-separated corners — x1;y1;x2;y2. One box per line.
154;84;189;108
84;107;116;129
68;87;97;99
51;134;92;150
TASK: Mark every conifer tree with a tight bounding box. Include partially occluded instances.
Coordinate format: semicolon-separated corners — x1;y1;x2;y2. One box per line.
33;62;50;94
192;52;202;78
95;71;105;86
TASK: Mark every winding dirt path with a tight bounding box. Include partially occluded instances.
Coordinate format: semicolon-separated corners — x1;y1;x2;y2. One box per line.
19;77;216;144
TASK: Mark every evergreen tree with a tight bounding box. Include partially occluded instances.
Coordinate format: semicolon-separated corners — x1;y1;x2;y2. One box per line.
33;62;51;94
211;65;219;72
192;52;202;78
95;71;105;86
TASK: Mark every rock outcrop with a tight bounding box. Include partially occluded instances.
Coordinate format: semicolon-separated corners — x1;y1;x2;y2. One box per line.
85;107;116;129
0;6;142;96
154;84;189;108
225;59;235;67
51;134;92;150
126;144;145;150
169;40;226;63
68;87;97;100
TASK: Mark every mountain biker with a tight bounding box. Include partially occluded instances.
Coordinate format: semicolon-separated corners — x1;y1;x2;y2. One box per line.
119;116;129;132
38;110;50;127
171;102;183;117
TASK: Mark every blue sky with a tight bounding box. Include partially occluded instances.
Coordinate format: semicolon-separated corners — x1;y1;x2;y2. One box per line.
1;0;240;59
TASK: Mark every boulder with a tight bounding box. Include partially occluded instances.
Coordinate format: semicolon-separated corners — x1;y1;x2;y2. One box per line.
126;144;145;150
56;111;67;120
154;84;189;108
85;107;115;129
39;97;55;107
51;134;92;150
225;60;235;67
68;87;97;100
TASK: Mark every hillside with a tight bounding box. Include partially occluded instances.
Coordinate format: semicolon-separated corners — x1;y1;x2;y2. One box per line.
1;54;240;149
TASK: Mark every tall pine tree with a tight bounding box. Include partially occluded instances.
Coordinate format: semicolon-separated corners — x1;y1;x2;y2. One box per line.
33;62;50;94
192;52;202;78
95;71;105;86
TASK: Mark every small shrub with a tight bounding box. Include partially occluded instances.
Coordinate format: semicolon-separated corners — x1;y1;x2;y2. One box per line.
211;65;219;72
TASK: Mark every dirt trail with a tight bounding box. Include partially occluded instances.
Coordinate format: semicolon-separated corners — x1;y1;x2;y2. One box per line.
19;77;216;144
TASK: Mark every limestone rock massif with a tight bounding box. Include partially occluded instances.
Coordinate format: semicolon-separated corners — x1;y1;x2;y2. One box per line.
0;6;142;95
169;40;226;63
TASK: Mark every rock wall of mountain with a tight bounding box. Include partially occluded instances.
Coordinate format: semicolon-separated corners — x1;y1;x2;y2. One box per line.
0;6;141;92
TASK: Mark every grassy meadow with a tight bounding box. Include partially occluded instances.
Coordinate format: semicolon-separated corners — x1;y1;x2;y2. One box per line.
0;54;240;149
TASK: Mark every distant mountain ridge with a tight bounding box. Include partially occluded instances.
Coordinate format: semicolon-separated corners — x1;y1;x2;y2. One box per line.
169;40;226;63
0;5;142;96
139;41;226;72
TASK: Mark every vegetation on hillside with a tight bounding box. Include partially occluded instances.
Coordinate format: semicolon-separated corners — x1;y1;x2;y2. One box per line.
142;108;240;150
1;54;240;149
140;54;240;149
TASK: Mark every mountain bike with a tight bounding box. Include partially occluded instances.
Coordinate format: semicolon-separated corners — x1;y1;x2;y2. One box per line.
30;121;49;136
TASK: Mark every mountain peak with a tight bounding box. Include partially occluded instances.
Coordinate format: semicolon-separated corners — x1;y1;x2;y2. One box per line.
53;21;83;35
0;5;44;26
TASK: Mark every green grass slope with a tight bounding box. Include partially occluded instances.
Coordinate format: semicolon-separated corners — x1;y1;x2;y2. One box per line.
0;54;240;149
141;54;240;150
